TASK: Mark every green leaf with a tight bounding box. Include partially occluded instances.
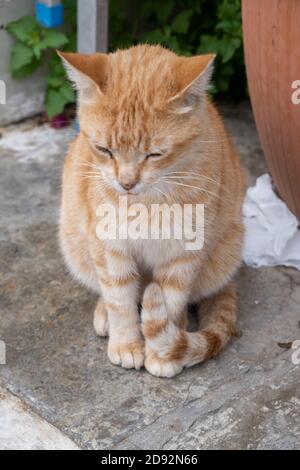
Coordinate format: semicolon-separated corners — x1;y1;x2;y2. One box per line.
171;10;193;35
12;58;41;79
45;82;75;118
198;35;220;55
64;31;77;52
214;63;234;92
46;75;63;88
45;89;68;118
6;16;40;43
154;0;173;23
216;19;241;36
60;83;75;102
143;29;166;44
64;0;77;26
10;43;34;73
219;37;241;62
140;2;156;19
48;54;66;77
218;0;241;22
164;35;181;53
33;30;69;59
41;30;69;48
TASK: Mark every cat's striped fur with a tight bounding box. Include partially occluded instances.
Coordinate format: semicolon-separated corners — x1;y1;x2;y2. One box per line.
142;282;237;377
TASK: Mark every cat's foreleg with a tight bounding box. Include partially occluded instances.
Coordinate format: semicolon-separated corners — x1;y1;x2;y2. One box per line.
95;252;144;370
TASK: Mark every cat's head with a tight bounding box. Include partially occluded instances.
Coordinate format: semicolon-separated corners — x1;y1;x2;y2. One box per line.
59;45;215;196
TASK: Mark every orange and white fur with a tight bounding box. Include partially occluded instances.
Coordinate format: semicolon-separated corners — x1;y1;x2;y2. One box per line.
58;45;245;378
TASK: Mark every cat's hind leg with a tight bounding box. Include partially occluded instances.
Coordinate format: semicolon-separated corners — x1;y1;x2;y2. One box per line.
142;282;237;378
93;298;109;337
142;283;184;378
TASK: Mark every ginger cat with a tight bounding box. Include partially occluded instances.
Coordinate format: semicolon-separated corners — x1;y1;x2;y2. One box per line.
58;45;245;378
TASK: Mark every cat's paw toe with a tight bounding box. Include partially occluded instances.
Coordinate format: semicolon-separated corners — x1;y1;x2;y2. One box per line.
93;300;109;337
108;341;144;370
144;351;183;378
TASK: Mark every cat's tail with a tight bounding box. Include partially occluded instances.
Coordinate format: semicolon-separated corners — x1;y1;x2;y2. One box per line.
141;282;237;377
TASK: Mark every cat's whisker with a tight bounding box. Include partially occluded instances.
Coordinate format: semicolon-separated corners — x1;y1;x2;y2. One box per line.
162;175;219;183
161;171;228;190
162;172;220;183
159;174;231;196
95;182;110;193
79;170;102;174
163;171;213;178
76;160;102;171
78;169;103;175
95;184;106;190
93;178;106;187
153;186;169;199
160;179;223;200
197;139;226;144
76;159;98;166
80;174;106;181
76;164;101;172
79;171;103;177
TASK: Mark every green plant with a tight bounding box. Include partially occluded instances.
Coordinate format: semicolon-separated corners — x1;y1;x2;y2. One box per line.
6;0;245;119
110;0;246;98
6;0;77;117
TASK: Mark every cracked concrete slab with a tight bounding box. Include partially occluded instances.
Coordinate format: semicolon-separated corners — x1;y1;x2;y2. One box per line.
0;388;79;450
0;103;299;450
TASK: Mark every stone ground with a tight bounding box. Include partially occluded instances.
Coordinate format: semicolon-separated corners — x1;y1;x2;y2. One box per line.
0;102;299;450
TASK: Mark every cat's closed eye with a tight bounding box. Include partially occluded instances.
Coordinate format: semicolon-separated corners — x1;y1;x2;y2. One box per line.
95;145;114;159
146;152;163;160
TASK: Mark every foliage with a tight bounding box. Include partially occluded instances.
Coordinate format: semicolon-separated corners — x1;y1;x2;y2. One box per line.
6;0;77;117
109;0;246;98
6;0;245;119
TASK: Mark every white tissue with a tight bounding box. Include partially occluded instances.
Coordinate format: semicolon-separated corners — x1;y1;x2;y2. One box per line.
242;174;300;270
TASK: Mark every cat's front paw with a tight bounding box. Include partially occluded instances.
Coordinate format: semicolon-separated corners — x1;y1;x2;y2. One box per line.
145;348;183;378
108;340;144;370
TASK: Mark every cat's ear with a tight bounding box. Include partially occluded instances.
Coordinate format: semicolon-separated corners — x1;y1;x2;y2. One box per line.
169;54;216;110
57;51;109;104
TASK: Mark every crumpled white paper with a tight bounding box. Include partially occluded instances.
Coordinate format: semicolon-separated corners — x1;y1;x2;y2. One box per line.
242;174;300;270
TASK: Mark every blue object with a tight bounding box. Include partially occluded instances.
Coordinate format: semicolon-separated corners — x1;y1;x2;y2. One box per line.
35;2;64;28
73;119;80;134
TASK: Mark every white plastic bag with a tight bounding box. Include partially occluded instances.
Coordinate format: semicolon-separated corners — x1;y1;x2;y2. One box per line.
243;174;300;270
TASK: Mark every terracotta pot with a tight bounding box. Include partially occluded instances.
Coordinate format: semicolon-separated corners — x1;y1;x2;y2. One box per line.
242;0;300;222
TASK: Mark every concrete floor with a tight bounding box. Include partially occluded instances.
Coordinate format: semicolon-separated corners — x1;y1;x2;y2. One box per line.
0;102;299;450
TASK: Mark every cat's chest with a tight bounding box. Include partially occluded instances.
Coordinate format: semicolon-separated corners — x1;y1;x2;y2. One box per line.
129;238;186;269
97;197;200;268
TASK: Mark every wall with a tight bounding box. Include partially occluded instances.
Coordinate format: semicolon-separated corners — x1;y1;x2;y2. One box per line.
0;0;45;125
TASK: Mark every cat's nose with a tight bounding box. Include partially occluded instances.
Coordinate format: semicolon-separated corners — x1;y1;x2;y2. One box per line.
120;181;136;191
118;171;138;191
